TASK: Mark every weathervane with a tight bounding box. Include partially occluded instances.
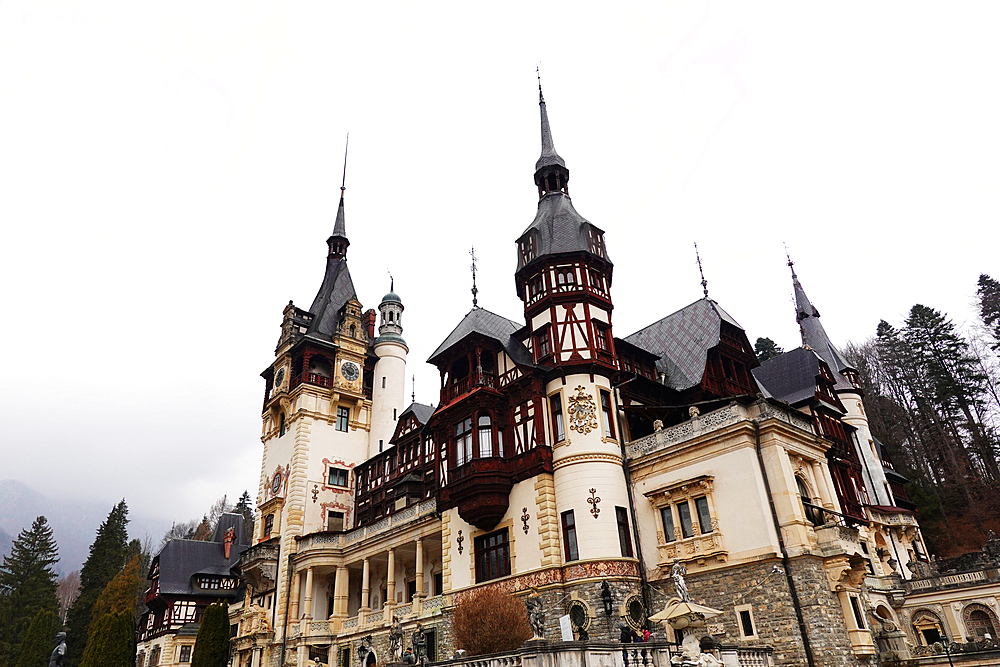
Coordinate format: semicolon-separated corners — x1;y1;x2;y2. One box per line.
694;242;709;299
341;133;349;196
387;269;394;293
470;246;479;308
412;374;416;403
537;64;543;102
784;242;798;279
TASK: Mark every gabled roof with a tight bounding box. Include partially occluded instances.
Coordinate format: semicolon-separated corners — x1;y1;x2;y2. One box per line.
624;299;743;391
402;402;436;425
150;513;247;597
427;307;535;368
752;346;834;407
306;257;357;340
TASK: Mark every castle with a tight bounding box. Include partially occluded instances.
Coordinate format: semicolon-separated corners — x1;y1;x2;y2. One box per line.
226;84;994;667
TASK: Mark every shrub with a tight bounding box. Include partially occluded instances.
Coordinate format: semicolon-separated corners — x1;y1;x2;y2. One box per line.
452;588;531;656
191;602;230;667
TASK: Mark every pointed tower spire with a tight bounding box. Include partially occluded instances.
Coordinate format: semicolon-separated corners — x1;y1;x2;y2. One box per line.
328;134;350;259
785;249;855;375
694;242;709;299
470;245;479;308
534;68;569;198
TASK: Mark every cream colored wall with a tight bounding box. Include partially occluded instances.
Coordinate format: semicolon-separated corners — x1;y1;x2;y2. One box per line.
548;374;632;562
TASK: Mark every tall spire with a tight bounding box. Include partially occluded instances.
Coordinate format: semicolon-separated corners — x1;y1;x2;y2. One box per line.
327;135;350;259
470;245;479;308
533;68;569;199
695;242;709;299
785;249;854;375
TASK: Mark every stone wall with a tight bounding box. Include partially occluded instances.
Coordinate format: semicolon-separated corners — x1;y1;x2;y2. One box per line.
648;556;866;667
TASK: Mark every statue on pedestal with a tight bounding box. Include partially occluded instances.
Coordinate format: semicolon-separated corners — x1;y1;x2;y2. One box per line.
48;632;66;667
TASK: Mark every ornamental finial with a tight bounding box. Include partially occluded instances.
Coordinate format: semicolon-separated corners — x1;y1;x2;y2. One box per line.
694;242;709;299
470;246;479;308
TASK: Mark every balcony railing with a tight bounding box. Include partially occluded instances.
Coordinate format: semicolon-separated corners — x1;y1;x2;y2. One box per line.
291;371;333;389
441;371;497;404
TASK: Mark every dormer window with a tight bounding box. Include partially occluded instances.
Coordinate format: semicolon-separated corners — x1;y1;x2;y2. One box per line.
519;234;537;266
587;227;606;258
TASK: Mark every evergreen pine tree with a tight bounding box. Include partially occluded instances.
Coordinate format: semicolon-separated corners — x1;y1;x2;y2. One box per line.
0;516;60;666
87;555;140;637
234;491;255;543
754;337;784;362
978;274;1000;350
190;602;230;667
64;501;129;667
13;610;59;667
78;610;134;667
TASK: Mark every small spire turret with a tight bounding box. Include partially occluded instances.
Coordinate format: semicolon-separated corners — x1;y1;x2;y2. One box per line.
534;67;569;198
327;135;350;259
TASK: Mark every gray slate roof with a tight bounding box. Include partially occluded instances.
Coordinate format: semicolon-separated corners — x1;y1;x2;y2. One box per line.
150;513;247;597
792;269;856;392
624;299;743;391
427;307;535;369
518;193;610;269
307;257;357;339
535;94;566;172
752;346;833;407
402;402;435;425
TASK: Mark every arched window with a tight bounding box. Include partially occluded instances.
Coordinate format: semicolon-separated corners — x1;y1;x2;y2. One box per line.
279;413;286;437
478;414;493;458
797;477;819;525
309;355;331;378
350;324;357;338
964;603;999;639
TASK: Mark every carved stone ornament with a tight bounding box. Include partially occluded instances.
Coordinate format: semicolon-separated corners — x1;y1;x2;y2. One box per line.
688;406;700;418
522;507;530;534
456;530;464;555
567;386;599;435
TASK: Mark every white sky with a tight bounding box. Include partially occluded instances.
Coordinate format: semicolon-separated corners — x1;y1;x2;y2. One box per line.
1;2;998;530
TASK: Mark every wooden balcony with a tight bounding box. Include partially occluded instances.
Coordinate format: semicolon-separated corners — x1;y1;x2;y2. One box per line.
441;370;498;404
290;371;333;389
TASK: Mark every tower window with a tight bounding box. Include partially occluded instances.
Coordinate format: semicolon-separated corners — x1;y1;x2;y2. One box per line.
328;467;349;487
336;406;350;432
616;506;633;557
536;327;552;359
350;324;357;338
600;390;615;439
677;501;694;538
695;496;713;534
562;510;579;562
595;324;609;352
382;377;386;389
660;507;675;542
279;412;286;437
549;393;565;442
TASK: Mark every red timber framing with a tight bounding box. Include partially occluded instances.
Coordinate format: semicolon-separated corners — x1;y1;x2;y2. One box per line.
427;336;552;530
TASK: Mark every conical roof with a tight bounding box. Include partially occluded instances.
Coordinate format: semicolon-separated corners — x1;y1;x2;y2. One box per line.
790;263;856;383
535;87;566;172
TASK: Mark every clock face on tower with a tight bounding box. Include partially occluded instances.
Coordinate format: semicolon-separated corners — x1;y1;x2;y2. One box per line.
271;471;283;496
275;367;285;388
341;361;360;382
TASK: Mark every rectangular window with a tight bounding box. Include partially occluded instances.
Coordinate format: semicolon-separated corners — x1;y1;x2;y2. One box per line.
736;605;756;639
263;514;274;538
537;327;551;359
137;653;145;667
550;394;565;442
677;501;694;539
149;647;160;666
336;406;350;432
475;529;511;582
382;377;387;388
600;390;615;439
407;579;416;602
328;467;349;487
433;572;443;596
478;415;493;458
455;418;473;466
327;511;344;532
562;510;579;561
595;324;608;351
616;506;633;557
850;595;866;629
660;507;675;542
695;496;713;534
178;645;192;663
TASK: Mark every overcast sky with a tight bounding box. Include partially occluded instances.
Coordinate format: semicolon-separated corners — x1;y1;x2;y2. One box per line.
2;2;998;536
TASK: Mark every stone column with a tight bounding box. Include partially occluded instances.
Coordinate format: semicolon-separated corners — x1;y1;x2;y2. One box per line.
250;647;261;667
812;461;835;510
289;572;301;621
414;538;425;613
303;567;314;619
361;557;371;613
386;549;396;610
333;565;349;621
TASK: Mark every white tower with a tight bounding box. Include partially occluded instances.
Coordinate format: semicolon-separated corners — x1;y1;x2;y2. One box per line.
370;285;408;455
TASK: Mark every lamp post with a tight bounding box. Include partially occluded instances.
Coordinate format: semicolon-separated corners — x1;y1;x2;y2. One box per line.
941;635;955;667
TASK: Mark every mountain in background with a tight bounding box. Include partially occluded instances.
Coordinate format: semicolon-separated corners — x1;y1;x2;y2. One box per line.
0;479;171;574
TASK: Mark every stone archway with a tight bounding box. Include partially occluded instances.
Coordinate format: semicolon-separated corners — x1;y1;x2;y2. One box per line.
963;603;999;640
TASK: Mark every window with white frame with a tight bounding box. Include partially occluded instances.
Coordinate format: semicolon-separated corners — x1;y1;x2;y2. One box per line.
735;604;757;639
644;476;726;566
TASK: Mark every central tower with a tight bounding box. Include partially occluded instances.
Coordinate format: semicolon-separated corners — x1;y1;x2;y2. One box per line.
514;83;631;562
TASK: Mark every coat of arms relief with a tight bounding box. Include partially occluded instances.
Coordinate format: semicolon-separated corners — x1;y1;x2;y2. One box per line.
567;385;599;434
